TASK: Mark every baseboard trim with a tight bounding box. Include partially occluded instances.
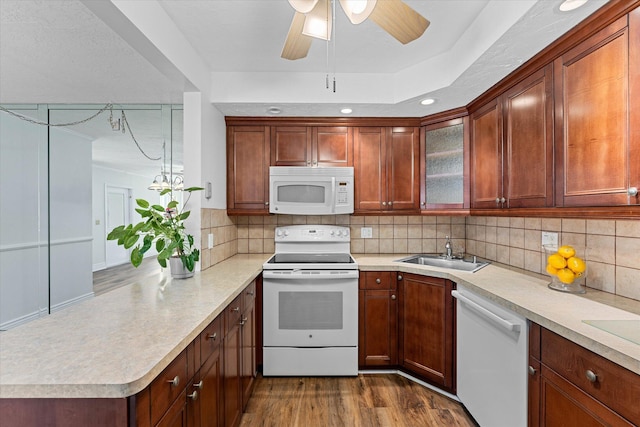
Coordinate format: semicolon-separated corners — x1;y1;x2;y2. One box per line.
358;369;460;402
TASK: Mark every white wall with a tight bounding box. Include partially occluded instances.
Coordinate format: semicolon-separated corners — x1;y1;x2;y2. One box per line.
183;92;227;270
0;108;49;329
49;127;94;311
91;165;161;270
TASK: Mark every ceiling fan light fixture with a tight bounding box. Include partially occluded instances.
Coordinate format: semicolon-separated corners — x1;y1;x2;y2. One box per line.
288;0;319;14
339;0;377;24
302;0;332;40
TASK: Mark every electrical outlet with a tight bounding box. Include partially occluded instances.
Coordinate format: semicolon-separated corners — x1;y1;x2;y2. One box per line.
208;233;214;249
361;227;373;239
541;231;558;248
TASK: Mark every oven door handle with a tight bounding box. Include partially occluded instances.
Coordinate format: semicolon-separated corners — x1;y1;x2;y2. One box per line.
263;270;359;280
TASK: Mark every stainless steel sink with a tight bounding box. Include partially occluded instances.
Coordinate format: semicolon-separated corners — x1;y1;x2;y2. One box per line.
395;254;490;273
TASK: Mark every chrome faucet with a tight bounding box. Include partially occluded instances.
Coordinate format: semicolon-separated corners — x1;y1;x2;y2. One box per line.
444;236;453;259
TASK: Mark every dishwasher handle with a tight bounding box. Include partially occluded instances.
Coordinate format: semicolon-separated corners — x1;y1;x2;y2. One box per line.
452;290;521;333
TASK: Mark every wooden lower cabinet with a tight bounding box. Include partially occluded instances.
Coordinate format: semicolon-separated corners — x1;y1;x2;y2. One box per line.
399;274;455;392
528;324;640;426
358;272;455;392
223;281;257;427
358;272;398;367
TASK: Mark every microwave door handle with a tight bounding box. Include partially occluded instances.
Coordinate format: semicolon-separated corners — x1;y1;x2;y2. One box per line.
330;177;336;213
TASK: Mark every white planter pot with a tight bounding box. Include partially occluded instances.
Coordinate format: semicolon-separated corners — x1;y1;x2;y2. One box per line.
169;257;194;279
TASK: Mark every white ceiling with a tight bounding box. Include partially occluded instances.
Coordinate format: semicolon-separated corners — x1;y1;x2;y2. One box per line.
0;0;609;116
0;0;608;173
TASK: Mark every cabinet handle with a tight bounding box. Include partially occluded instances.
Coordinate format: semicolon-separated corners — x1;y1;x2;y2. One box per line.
391;294;396;300
187;390;198;401
528;366;537;376
207;332;217;341
382;202;387;206
500;197;506;204
376;278;381;284
313;161;317;165
265;202;269;206
193;380;203;389
307;161;311;165
495;197;501;204
628;187;639;196
585;370;598;383
247;290;254;296
239;316;248;326
397;275;403;281
421;202;425;206
232;306;240;312
167;376;180;387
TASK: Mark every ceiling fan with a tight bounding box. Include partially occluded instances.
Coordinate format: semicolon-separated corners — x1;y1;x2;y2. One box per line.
282;0;430;60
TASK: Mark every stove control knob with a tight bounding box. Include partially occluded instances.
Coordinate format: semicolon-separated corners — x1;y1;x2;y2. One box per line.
344;229;349;237
336;230;343;237
276;230;282;237
283;230;289;237
330;230;335;236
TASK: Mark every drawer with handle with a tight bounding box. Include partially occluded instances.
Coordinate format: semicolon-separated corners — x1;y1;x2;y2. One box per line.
150;349;188;426
541;327;640;424
361;271;396;290
200;314;222;363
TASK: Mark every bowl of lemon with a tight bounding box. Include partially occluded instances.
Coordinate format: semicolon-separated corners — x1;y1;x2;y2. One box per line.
543;244;587;294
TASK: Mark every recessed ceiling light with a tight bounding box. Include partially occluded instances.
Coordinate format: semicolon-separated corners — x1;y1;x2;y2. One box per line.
341;108;353;114
559;0;588;12
420;98;435;106
267;107;281;114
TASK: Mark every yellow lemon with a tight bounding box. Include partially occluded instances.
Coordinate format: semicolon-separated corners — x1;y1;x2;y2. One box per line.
557;245;576;259
548;253;567;269
546;264;558;275
556;268;576;284
567;256;586;274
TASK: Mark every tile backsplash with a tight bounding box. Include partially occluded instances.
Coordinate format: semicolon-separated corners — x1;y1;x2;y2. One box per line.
200;209;640;301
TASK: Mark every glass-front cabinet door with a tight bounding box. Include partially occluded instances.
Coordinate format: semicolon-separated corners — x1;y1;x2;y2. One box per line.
421;117;469;209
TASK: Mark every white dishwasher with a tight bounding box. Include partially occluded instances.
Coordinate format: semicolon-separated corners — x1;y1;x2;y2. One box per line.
452;285;528;427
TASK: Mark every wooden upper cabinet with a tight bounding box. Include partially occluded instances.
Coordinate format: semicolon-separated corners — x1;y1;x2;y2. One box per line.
227;126;270;214
503;64;554;208
270;126;310;166
388;127;420;211
271;126;352;167
422;117;469;210
353;127;386;211
471;65;554;210
353;126;419;213
470;99;503;209
555;15;638;206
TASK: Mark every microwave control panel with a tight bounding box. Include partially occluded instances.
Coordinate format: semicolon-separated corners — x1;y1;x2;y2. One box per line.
336;181;350;205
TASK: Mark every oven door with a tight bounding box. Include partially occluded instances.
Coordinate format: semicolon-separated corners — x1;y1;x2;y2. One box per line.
262;270;358;347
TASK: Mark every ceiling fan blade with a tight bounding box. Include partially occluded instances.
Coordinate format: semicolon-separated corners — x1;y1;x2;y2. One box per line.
281;12;313;60
369;0;430;44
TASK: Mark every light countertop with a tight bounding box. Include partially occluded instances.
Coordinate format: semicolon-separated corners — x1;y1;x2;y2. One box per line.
355;254;640;376
0;254;270;399
1;253;638;400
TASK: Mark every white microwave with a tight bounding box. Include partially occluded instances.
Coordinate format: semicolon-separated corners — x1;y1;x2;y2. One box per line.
269;166;354;215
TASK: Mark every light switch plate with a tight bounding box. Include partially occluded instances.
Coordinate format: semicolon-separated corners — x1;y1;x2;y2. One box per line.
208;233;214;248
541;231;558;248
361;227;372;239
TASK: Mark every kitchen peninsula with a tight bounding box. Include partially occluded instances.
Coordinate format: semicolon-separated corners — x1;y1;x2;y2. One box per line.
1;254;639;426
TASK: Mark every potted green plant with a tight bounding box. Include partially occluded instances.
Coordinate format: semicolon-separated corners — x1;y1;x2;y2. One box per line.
107;186;203;278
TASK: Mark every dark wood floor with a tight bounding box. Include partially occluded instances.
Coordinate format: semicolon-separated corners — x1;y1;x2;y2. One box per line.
93;260;163;295
240;374;477;427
